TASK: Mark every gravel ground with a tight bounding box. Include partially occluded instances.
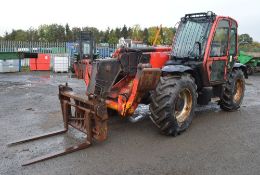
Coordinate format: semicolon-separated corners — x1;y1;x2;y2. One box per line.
0;72;259;175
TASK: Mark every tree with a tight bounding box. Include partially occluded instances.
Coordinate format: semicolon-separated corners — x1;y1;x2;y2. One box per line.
128;27;132;39
15;30;28;41
160;27;165;44
6;30;16;40
71;27;81;41
4;32;9;40
3;29;28;41
65;23;73;41
162;27;175;45
0;24;177;46
4;30;16;41
53;24;66;42
38;24;65;42
108;29;118;44
103;28;110;43
132;24;142;41
99;31;105;43
238;33;260;52
148;27;162;45
38;25;47;41
82;27;100;43
27;28;39;41
115;28;121;39
121;25;128;39
239;34;253;45
143;28;149;44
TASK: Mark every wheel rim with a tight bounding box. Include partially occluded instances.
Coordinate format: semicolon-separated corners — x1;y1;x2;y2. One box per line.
233;79;244;103
175;88;193;123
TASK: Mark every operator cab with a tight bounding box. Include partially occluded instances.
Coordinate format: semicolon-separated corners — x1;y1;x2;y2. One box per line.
165;11;239;87
172;11;216;61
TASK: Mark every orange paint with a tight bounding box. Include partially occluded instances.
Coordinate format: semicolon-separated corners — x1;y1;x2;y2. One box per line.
150;52;170;68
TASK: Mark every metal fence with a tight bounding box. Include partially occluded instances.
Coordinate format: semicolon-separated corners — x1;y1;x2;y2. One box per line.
0;41;119;67
96;44;117;58
0;41;67;54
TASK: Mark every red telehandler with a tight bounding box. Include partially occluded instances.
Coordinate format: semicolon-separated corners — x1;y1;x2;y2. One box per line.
9;12;247;166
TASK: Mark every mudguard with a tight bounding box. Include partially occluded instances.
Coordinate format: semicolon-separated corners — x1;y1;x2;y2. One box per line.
233;63;248;78
162;65;193;73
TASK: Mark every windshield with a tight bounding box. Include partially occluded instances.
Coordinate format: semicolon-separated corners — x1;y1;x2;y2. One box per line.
83;42;90;55
74;41;91;55
172;19;213;59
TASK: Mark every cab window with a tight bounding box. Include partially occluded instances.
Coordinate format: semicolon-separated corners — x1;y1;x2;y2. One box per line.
229;21;237;56
210;20;229;57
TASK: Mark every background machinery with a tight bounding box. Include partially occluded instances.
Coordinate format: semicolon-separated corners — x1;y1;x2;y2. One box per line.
238;51;260;75
71;31;97;81
9;12;247;165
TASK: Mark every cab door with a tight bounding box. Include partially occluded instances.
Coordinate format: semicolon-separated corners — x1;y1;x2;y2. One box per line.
227;21;238;71
207;19;230;84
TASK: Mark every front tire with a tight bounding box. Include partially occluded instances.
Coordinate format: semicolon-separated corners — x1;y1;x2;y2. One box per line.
219;69;245;111
149;75;197;136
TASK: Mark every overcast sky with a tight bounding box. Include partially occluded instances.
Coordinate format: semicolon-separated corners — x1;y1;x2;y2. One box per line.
1;0;260;41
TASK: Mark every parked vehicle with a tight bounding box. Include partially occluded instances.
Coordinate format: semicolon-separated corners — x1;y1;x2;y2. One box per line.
239;51;260;75
9;11;247;166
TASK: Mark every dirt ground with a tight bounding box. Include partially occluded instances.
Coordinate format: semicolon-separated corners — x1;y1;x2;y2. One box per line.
0;72;259;175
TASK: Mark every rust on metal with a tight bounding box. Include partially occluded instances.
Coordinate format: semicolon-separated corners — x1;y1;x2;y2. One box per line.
118;66;161;116
8;48;171;166
23;142;91;166
73;59;92;87
7;130;67;146
8;83;108;166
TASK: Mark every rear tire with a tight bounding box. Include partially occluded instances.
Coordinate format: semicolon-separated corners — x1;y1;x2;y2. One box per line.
219;69;245;111
149;75;197;136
